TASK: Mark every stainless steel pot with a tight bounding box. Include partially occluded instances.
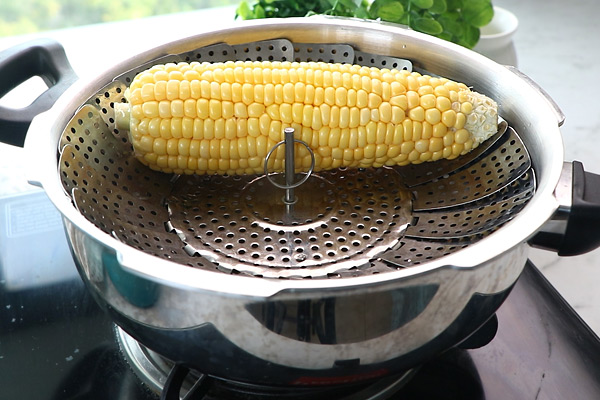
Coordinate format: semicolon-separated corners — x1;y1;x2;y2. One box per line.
2;17;600;388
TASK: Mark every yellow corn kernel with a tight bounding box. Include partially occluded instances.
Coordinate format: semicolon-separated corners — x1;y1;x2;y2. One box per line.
147;118;160;138
368;93;382;109
292;103;303;124
415;139;429;154
302;105;313;128
412;121;423;141
391;106;405;124
422;122;433;140
166;80;180;101
432;122;447;138
441;109;456;128
231;82;242;102
452;143;464;157
183;99;197;118
153;81;167;101
142;101;159;118
247;118;260;138
425;108;441;125
170;100;184;118
155;155;168;169
335;129;349;149
443;132;454;147
263;83;275;106
179;81;191;100
356;89;368;108
463;138;474;152
375;144;387;158
339;107;350;129
281;82;294;103
379;103;392;123
381;81;391;101
419;151;432;162
300;126;313;148
157;101;170;119
330;106;341;128
335;87;347;107
347;89;357;107
280;103;292;124
152;138;167;155
409;106;425;122
460;101;473;114
408;149;420;162
389;97;408;116
182;117;194;139
376;122;387;144
329;128;341;147
140;84;155;102
311;107;323;130
257;114;270;136
248;103;265;118
455;129;470;144
429;137;444;153
420;94;436;109
406;91;420;109
406;75;420;91
170;119;183;138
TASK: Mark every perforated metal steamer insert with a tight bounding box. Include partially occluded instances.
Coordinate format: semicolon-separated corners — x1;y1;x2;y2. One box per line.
58;39;535;279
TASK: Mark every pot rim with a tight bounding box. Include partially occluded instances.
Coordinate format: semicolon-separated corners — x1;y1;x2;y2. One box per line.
25;17;564;298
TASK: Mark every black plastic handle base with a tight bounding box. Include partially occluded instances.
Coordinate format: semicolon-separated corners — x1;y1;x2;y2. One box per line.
558;161;600;256
0;38;77;148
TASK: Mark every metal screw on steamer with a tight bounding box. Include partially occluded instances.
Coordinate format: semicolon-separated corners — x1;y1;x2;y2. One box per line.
263;127;316;214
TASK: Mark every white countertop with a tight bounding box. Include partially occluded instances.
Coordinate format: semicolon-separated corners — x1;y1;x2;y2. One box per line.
496;0;600;336
2;1;600;333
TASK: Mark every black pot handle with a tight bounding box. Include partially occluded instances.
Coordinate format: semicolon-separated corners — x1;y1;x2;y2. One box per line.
530;161;600;256
559;161;600;256
0;38;77;147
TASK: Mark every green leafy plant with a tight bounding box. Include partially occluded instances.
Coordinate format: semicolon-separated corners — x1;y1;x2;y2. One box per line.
235;0;494;49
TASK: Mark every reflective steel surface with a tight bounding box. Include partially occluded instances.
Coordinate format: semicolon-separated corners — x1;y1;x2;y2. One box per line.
2;192;600;399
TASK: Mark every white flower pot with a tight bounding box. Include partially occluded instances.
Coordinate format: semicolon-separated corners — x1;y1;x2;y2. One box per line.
473;6;519;66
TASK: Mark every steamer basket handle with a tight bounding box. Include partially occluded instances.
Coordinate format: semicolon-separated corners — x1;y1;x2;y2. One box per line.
0;38;77;147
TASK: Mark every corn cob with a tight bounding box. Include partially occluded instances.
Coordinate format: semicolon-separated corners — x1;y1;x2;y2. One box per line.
114;60;498;176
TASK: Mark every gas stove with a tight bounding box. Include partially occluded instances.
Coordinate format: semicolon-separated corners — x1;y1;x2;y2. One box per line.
2;191;600;400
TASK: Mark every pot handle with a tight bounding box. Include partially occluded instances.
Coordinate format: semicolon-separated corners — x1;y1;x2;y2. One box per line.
0;38;77;147
530;161;600;256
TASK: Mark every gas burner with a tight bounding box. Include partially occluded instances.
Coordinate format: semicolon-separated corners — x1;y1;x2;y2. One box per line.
116;326;416;400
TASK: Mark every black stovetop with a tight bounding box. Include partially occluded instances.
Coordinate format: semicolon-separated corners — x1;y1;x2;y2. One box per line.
2;192;600;399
